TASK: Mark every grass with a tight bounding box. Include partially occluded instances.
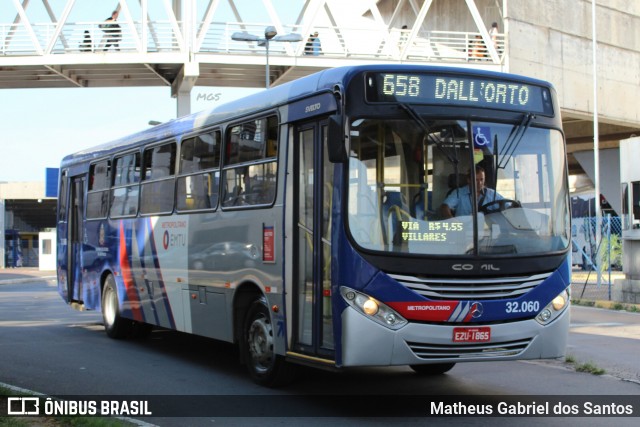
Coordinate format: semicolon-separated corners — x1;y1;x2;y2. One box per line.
0;387;133;427
565;354;606;376
574;362;606;375
571;299;595;307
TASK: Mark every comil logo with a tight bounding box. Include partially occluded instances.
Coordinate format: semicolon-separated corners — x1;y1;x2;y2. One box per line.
7;397;40;415
452;263;474;271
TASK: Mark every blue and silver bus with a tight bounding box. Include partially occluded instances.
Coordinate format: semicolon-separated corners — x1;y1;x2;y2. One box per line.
57;64;571;386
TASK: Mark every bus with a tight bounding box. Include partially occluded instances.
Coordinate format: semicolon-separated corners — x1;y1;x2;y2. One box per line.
57;64;571;386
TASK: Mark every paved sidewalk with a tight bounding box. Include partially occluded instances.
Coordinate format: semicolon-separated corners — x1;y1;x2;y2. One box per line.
0;267;56;285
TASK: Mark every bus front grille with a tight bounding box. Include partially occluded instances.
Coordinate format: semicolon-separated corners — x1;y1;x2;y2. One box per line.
406;338;532;360
389;272;552;300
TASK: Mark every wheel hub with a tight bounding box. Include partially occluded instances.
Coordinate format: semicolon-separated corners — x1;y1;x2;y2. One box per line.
104;288;116;326
248;315;273;371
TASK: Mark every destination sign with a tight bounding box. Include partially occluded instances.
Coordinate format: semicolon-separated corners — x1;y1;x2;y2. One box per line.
366;73;553;115
400;220;464;243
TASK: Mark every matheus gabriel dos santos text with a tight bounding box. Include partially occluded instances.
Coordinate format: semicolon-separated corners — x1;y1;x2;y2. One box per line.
430;400;635;416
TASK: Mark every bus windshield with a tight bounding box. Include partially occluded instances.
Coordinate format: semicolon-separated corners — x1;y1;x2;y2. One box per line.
346;117;570;256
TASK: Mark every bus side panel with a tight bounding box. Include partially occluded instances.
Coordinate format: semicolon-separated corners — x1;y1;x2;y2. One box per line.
184;208;285;344
111;217;183;331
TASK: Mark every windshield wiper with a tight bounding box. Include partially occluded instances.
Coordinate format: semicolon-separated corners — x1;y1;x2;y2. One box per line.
399;103;459;166
497;113;534;170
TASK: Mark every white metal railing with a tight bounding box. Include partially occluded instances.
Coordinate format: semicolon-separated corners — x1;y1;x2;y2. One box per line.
1;21;185;55
1;20;505;64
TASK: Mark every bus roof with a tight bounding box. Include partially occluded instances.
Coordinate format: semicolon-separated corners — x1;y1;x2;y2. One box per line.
60;64;554;168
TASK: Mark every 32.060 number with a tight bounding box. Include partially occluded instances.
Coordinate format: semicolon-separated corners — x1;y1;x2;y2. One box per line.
505;300;540;314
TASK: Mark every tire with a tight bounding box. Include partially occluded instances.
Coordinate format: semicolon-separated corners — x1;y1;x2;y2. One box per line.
410;363;456;375
101;274;133;339
242;297;295;387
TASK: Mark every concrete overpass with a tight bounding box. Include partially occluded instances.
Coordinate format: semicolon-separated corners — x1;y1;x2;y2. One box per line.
1;0;640;269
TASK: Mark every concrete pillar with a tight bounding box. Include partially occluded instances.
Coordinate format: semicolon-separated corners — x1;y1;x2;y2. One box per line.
171;62;199;117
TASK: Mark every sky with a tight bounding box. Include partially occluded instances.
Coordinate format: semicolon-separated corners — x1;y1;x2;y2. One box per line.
0;86;259;182
0;0;308;183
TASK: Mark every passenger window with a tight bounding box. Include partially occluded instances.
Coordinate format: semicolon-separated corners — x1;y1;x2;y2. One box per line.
223;163;277;207
226;116;278;165
110;152;140;218
113;152;141;186
177;130;221;211
87;160;111;219
140;142;176;215
222;116;278;208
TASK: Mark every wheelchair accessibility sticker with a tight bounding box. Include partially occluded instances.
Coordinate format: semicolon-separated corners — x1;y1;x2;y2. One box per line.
473;126;492;149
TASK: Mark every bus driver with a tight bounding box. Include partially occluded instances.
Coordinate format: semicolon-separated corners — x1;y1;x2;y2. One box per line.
439;165;503;218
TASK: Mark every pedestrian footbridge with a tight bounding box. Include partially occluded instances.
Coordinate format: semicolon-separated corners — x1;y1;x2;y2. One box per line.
1;0;505;115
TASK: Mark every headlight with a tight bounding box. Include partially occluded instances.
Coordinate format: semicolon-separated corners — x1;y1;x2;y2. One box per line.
340;287;407;330
536;289;570;325
552;293;567;311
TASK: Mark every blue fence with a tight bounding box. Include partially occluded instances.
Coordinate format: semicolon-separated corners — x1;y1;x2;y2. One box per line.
571;215;623;301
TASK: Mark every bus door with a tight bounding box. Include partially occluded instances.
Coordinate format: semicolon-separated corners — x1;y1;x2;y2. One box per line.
292;120;335;360
67;175;85;303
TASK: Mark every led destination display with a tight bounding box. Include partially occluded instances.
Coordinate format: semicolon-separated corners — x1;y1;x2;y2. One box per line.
366;72;553;114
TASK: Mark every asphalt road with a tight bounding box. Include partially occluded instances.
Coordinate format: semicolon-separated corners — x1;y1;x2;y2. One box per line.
0;278;639;426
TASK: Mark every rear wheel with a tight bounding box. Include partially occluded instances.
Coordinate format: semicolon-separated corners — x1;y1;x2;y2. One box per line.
242;297;295;387
101;274;132;339
410;363;456;375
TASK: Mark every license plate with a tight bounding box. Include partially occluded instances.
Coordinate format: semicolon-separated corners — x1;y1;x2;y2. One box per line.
453;326;491;343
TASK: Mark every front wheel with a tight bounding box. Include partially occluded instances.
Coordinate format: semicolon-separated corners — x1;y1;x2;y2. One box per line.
101;274;132;339
410;363;456;375
242;298;295;387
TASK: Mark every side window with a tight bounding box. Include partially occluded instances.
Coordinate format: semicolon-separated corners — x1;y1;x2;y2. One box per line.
87;160;111;219
222;116;278;208
110;152;141;218
177;130;221;211
140;142;177;215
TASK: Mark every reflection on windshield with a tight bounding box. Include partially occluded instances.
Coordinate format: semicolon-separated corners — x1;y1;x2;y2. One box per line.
346;118;569;257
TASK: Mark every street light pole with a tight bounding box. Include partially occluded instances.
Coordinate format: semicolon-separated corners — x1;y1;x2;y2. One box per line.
232;26;302;89
265;35;270;88
592;0;602;286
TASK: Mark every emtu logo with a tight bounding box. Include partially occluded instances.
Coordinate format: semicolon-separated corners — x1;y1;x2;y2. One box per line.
163;230;170;250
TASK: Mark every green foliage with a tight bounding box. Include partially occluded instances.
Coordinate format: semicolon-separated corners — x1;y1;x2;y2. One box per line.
575;361;605;375
598;233;623;271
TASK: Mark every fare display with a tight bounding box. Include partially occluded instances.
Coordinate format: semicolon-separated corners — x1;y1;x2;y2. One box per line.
366;73;553;115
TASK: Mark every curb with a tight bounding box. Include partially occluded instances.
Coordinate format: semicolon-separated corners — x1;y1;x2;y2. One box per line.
0;276;57;286
572;298;640;312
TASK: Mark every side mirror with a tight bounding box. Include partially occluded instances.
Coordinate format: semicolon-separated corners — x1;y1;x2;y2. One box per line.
327;115;346;163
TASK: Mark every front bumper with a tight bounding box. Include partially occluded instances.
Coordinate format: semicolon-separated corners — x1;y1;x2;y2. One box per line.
340;304;570;367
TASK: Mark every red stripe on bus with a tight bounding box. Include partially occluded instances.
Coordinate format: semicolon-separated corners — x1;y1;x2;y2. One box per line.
119;223;144;322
